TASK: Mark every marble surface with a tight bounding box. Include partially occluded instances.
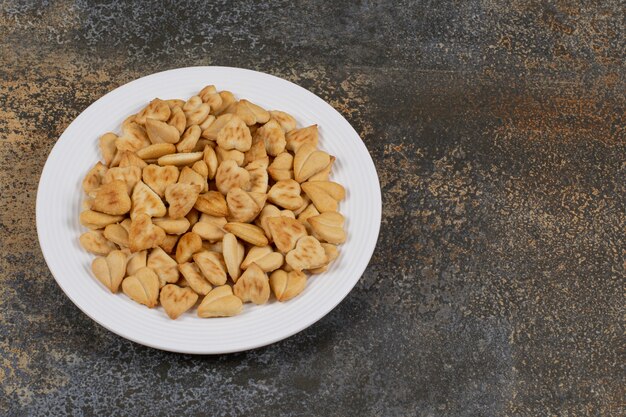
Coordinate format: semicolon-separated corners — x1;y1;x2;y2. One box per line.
0;1;624;416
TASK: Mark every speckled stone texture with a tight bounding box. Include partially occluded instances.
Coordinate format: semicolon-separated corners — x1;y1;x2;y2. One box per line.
0;1;624;416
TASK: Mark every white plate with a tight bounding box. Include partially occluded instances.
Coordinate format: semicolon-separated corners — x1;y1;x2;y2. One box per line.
36;66;381;354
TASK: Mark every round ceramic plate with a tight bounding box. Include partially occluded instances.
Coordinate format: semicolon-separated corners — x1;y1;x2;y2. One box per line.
36;66;381;354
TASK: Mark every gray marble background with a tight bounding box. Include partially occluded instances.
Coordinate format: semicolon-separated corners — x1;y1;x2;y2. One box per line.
0;1;624;416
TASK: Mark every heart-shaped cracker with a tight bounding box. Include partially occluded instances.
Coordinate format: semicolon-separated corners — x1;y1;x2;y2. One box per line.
175;232;202;264
256;204;295;240
226;188;265;223
91;250;127;292
245;157;269;193
82;162;108;194
160;234;180;254
79;230;117;255
269;110;297;133
135;98;171;125
159;284;198;319
256;204;280;239
165;99;185;109
230;100;270;126
91;180;131;215
269;269;307;302
201;114;234;140
199;212;227;226
215;160;251;195
124;249;147;275
199;85;223;111
291;194;310;216
197;285;243;318
239;99;270;125
116;121;151;152
157;151;203;167
99;133;118;166
203;146;218;179
199;116;216;131
309;243;339;273
267;216;307;253
308;180;345;200
118;151;148;169
122;267;160;308
147;247;179;287
191;160;209;182
192;215;226;241
254;119;286;156
220;100;238;116
241;246;283;272
308;155;335;182
197;85;216;99
183;96;211;127
165;182;201;219
301;181;345;213
268;179;304;210
131;181;167;218
285;236;327;271
293;144;330;183
222;233;245;282
178;262;212;295
223;222;268;247
176;125;201;153
129;214;166;252
193;251;227;286
281;209;296;218
142;164;179;197
244;138;268;166
268;152;294;181
233;263;270;305
80;210;124;230
213;91;236;115
178;166;207;192
146;119;180;144
216;147;245;166
137;143;176;160
249;190;267;211
152;217;190;235
103;165;142;194
307;212;346;244
285;125;318;153
103;223;129;247
194;191;228;217
216;115;252;152
168;106;186;135
296;203;320;232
